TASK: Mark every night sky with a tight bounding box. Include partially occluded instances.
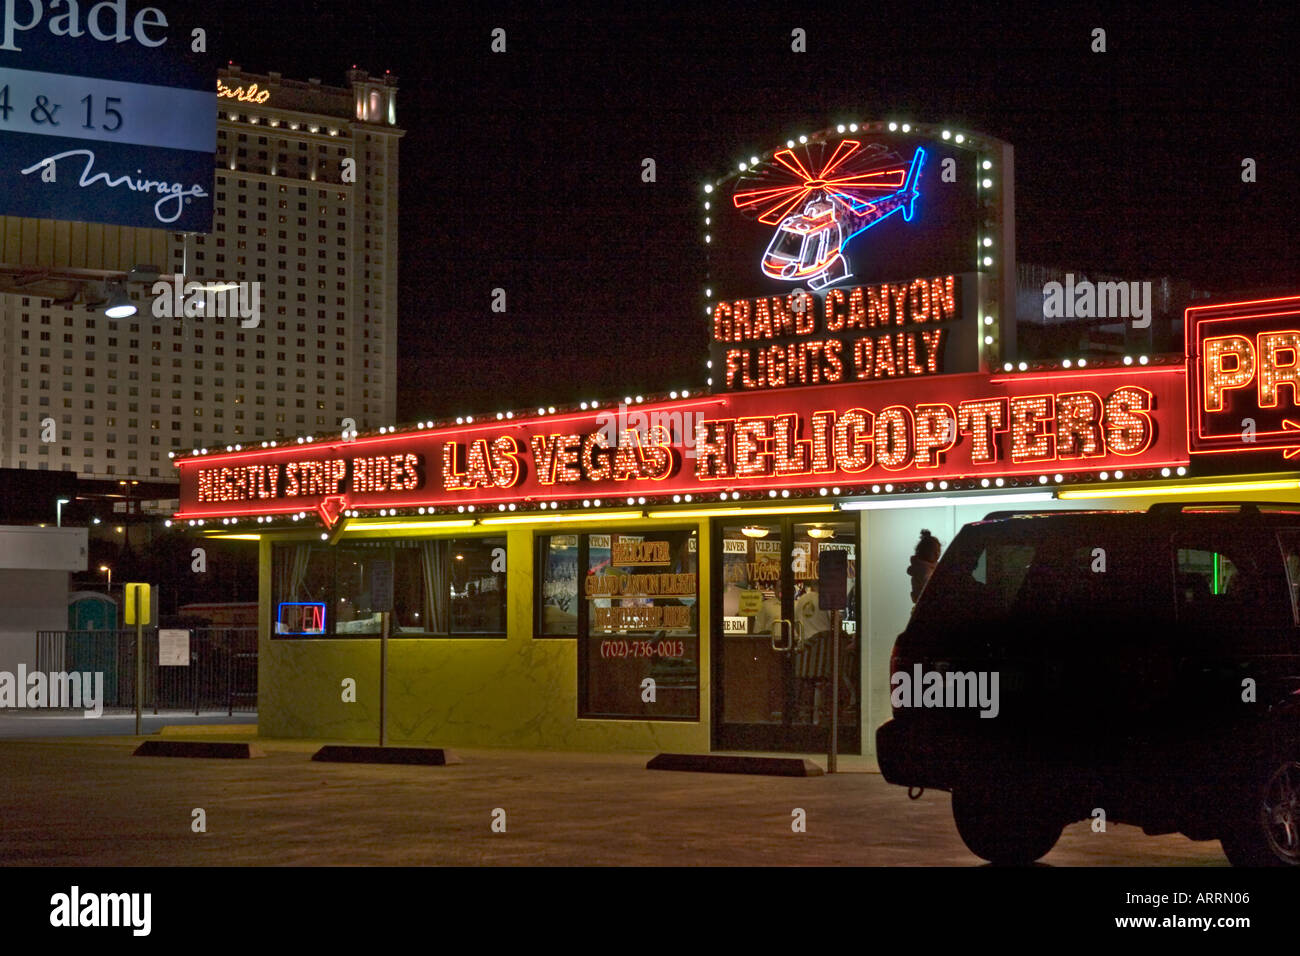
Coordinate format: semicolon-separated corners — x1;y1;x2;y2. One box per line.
191;1;1297;423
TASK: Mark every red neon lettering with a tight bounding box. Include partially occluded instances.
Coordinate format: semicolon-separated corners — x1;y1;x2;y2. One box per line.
695;420;731;479
874;406;913;470
1055;392;1105;459
913;404;957;468
957;399;1008;464
1103;387;1154;456
1009;395;1055;463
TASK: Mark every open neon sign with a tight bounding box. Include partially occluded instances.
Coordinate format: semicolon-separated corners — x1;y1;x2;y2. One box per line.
278;602;325;634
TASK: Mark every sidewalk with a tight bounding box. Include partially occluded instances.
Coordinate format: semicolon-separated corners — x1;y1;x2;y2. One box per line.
0;731;1228;866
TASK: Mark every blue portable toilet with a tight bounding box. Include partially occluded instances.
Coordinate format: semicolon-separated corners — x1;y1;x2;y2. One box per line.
67;591;119;702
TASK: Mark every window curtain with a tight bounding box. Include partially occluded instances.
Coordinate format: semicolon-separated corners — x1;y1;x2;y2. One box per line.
275;545;313;602
421;541;449;634
273;544;314;632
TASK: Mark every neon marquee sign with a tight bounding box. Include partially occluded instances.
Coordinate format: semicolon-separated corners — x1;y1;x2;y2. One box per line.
692;383;1158;479
217;80;270;104
176;369;1187;523
712;273;969;390
195;453;420;504
706;123;997;392
1187;294;1300;457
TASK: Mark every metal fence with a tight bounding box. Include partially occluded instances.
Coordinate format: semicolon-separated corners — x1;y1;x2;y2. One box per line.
35;628;258;715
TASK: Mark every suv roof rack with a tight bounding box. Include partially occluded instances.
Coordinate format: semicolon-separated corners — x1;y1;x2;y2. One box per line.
1147;501;1300;515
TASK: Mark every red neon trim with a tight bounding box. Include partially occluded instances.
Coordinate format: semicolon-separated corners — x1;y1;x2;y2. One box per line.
988;366;1184;385
1186;294;1300;316
1188;309;1300;445
172;456;1194;520
175;398;728;468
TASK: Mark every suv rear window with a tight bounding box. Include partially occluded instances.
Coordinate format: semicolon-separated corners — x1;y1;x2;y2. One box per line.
915;521;1164;625
1173;533;1293;627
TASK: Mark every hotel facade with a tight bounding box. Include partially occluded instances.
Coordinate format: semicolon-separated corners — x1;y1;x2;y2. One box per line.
0;66;402;479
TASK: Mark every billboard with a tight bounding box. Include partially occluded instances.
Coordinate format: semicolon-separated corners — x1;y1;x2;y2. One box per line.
704;122;1012;391
174;366;1187;525
0;0;216;231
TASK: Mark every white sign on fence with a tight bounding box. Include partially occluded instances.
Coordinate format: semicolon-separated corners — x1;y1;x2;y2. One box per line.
158;629;191;667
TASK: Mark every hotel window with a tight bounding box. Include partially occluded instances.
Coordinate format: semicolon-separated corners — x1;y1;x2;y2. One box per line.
536;529;699;720
271;538;507;638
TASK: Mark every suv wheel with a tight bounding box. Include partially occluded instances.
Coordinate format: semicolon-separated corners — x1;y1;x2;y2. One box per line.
1221;759;1300;867
951;785;1064;865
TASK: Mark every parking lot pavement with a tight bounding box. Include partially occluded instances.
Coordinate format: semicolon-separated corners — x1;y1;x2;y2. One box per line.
0;736;1230;866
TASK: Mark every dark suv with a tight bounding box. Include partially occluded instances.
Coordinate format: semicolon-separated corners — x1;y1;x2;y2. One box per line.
876;502;1300;866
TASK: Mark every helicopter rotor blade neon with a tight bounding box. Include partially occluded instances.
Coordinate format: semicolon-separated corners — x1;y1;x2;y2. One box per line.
754;187;814;225
818;139;862;179
772;148;814;181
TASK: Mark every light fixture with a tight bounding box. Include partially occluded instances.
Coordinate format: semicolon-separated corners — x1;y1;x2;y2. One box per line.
646;505;833;520
340;520;478;532
740;526;770;538
479;511;641;527
839;492;1055;512
103;284;137;319
806;525;835;539
1059;478;1295;500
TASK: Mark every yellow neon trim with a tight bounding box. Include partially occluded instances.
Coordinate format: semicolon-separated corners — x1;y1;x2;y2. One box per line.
1058;479;1300;500
478;511;645;526
344;520;478;531
645;504;836;519
204;533;262;540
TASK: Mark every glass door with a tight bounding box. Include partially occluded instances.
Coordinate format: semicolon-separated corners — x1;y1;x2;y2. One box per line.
712;517;860;753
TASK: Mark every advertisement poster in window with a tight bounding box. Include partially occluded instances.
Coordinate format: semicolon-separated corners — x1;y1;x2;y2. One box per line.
581;529;699;719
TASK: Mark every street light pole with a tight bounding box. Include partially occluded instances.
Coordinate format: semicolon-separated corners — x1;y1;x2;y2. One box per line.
56;498;70;527
118;480;138;553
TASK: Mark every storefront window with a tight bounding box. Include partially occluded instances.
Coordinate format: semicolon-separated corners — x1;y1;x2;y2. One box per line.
450;539;507;633
272;537;507;637
537;529;699;719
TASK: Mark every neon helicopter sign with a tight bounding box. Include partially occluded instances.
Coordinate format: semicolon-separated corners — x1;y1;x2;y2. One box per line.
704;121;1011;392
734;141;926;291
